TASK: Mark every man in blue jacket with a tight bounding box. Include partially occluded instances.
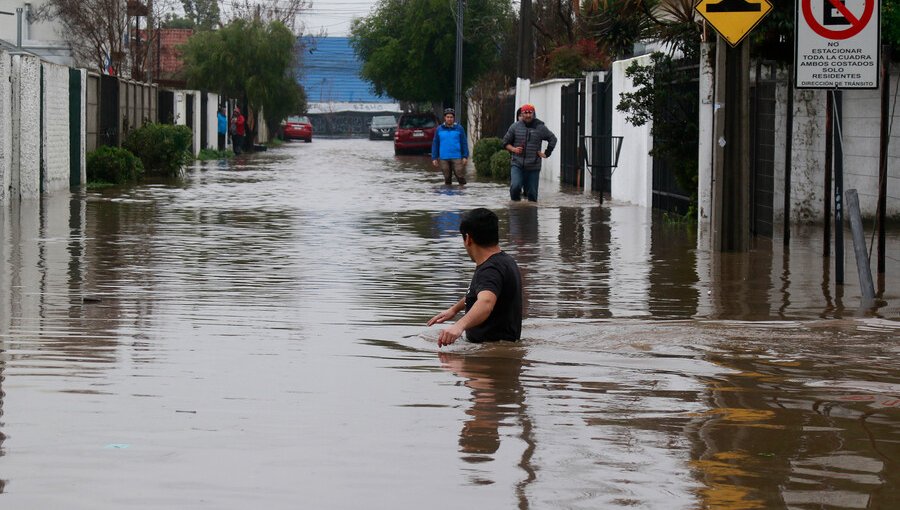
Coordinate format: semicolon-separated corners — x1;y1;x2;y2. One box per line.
431;108;469;185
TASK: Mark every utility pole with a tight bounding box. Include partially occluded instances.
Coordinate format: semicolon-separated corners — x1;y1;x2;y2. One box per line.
454;0;463;117
515;0;533;115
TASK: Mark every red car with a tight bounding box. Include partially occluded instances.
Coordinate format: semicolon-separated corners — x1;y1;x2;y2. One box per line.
282;115;312;142
394;112;437;155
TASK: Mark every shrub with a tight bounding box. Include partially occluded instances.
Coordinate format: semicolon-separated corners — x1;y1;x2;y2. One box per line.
197;148;234;161
489;149;511;181
86;146;144;185
123;123;193;177
472;137;503;178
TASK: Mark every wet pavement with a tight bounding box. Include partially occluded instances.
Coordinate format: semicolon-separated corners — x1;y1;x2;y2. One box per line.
0;137;898;509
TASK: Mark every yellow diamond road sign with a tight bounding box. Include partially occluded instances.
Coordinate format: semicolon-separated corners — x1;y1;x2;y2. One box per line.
694;0;773;46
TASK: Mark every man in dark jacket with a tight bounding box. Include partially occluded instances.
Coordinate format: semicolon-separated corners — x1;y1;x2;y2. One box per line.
501;103;557;202
431;108;469;185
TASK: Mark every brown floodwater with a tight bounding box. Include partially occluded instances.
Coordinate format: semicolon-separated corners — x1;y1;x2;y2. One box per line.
0;138;898;509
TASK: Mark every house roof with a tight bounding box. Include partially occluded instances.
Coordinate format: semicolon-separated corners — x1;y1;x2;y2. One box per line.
297;36;394;104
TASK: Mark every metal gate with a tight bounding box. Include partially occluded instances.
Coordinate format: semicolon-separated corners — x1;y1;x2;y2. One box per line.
560;81;583;187
650;64;699;215
69;69;82;187
750;64;777;238
588;74;613;195
158;90;174;124
99;74;120;147
200;91;208;150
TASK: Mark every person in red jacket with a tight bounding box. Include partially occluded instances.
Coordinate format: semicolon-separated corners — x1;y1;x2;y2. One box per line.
231;107;246;155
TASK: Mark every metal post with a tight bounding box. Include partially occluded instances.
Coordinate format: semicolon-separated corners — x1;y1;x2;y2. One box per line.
454;0;463;118
783;64;794;246
824;91;832;257
834;90;844;286
721;39;750;252
846;189;875;307
16;7;23;47
877;45;890;294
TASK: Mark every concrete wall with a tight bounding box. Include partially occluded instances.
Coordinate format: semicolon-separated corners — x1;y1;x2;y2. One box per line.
526;78;572;185
0;50;10;203
41;61;70;193
612;55;654;208
699;63;900;225
775;83;900;221
11;54;41;199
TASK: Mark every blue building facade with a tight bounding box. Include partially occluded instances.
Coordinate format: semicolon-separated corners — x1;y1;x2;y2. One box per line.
298;36;395;105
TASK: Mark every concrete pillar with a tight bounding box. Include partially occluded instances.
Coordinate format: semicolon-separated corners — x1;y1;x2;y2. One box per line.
0;50;11;204
41;61;71;194
697;43;715;247
11;54;41;199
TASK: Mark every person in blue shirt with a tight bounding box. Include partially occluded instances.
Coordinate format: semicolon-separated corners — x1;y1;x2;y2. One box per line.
216;106;227;151
431;108;469;185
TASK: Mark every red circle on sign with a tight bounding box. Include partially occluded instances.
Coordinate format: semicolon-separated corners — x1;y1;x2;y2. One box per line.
803;0;874;40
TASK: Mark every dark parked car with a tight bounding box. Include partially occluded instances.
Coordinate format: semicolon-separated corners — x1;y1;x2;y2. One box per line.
282;115;312;142
394;112;437;155
369;115;397;140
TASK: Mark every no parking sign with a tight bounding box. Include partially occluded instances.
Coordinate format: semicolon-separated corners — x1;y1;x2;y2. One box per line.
795;0;881;88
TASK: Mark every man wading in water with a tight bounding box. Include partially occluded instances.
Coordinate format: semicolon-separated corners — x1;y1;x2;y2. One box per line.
428;208;523;347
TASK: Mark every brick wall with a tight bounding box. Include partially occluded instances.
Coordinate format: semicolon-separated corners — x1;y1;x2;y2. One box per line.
42;62;70;193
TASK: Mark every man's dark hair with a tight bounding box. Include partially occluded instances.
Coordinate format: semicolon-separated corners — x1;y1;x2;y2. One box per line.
460;208;499;246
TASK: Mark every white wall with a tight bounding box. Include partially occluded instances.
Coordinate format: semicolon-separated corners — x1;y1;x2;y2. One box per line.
0;50;10;203
0;1;74;66
11;54;40;199
207;93;220;150
41;61;70;193
525;78;572;186
612;55;654;208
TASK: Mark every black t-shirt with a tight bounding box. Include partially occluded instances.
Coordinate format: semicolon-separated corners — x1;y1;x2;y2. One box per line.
464;251;522;343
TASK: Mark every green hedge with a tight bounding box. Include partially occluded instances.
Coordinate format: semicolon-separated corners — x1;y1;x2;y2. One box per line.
472;137;503;178
123;123;193;177
489;150;511;181
86;146;144;185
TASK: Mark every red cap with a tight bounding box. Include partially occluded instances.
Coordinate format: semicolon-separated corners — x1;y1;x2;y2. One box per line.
520;104;535;113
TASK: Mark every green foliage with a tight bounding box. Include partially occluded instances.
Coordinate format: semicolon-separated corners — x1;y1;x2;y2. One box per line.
87;146;144;185
473;137;503;177
489;149;511;181
754;0;900;61
197;148;234;160
123;123;193;177
181;0;220;31
580;0;653;59
181;19;307;136
548;39;607;78
349;0;514;103
162;14;195;29
618;52;698;199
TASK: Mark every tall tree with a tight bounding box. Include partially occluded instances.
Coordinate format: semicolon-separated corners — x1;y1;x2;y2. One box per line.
349;0;514;104
181;0;220;30
34;0;173;77
223;0;310;34
180;18;307;134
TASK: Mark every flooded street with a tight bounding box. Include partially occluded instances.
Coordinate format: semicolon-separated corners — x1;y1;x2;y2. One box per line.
1;138;899;509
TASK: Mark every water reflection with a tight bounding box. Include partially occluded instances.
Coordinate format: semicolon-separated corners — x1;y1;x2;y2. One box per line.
440;346;536;507
0;139;897;507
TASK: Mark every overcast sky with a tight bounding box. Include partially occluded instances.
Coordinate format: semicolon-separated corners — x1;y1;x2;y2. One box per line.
301;0;379;37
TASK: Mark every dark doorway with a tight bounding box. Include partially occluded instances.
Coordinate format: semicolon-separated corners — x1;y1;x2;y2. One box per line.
560;81;583;188
158;90;175;124
69;69;82;188
99;75;120;147
200;92;208;150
